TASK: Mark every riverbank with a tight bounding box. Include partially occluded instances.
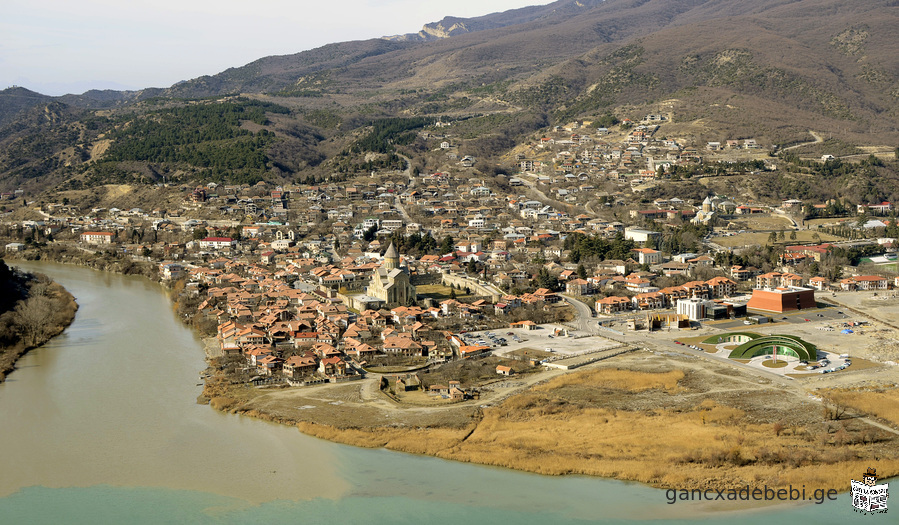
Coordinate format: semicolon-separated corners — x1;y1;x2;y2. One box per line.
5;244;158;280
203;349;899;493
10;248;899;494
0;265;78;383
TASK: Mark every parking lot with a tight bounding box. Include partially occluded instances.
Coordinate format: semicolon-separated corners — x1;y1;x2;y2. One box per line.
707;306;850;331
460;325;622;358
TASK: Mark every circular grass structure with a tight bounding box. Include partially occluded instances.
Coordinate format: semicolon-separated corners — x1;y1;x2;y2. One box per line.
702;332;759;345
726;334;819;362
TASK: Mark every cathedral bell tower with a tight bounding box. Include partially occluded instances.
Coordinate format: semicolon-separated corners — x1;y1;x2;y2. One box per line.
384;242;400;271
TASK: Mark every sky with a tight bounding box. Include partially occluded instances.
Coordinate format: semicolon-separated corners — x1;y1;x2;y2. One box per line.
1;0;548;96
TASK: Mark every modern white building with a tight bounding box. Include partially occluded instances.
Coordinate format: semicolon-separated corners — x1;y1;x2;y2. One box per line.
624;227;661;244
676;298;713;321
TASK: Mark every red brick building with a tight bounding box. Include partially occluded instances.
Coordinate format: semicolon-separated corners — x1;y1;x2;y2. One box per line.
746;287;816;313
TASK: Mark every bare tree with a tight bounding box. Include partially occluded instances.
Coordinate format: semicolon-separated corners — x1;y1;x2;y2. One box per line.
29;275;52;297
823;401;847;421
13;296;55;347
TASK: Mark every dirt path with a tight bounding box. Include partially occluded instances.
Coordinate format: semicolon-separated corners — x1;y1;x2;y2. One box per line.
255;363;569;416
781;130;823;151
858;417;899;436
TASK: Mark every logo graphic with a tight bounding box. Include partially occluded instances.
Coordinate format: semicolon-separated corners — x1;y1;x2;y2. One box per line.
851;467;889;514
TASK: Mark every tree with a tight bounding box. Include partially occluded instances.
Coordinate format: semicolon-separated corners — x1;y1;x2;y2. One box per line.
768;232;778;243
803;203;816;219
536;267;559;291
789;231;797;240
809;261;820;276
577;263;587;280
466;259;477;274
13;295;55;347
192;227;208;240
440;235;454;255
857;213;869;229
362;224;378;242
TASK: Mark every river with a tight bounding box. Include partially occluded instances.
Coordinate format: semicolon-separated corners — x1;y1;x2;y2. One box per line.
0;261;879;524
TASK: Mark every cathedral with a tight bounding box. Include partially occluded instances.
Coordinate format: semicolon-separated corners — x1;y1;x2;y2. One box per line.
367;242;417;305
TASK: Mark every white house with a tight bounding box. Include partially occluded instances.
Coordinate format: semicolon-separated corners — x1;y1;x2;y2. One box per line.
198;237;236;250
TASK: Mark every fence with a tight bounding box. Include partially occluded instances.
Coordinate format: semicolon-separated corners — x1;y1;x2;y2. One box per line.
251;377;285;386
542;347;635;370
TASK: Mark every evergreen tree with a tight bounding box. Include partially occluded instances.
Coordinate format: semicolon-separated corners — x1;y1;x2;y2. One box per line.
440;235;454;255
536;267;559;291
363;224;378;242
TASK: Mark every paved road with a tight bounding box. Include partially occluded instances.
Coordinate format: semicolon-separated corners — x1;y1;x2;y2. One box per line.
517;174;572;213
558;292;803;387
561;294;600;334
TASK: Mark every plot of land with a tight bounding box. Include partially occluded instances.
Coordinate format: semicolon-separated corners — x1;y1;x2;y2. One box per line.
713;230;841;247
416;284;476;301
464;325;622;358
507;348;554;360
724;215;795;230
804;218;853;228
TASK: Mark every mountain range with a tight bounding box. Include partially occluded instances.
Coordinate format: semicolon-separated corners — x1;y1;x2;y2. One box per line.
1;0;898;193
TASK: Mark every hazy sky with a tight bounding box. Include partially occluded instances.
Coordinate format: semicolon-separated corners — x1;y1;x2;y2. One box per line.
1;0;547;96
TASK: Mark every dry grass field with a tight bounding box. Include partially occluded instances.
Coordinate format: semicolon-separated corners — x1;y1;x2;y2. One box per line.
210;351;899;492
713;230;842;248
724;215;795;230
437;363;899;491
819;388;899;428
416;284;476;301
805;218;854;228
